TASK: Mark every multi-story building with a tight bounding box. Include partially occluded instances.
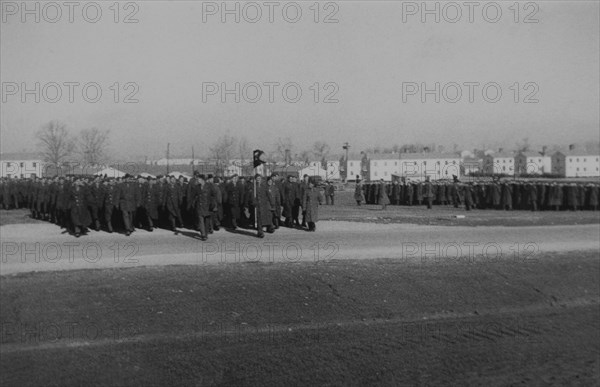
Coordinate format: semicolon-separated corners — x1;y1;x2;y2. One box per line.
515;151;552;175
364;153;461;181
368;154;401;181
552;150;600;177
339;157;364;182
461;157;482;175
305;160;341;181
398;153;461;181
0;152;43;178
482;152;516;175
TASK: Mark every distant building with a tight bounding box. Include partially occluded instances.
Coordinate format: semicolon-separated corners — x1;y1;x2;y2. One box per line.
483;152;516;175
150;157;204;166
398;153;461;181
368;153;401;181
0;152;43;178
462;157;482;175
305;160;340;181
364;152;461;181
552;150;600;177
339;154;364;182
515;151;552;175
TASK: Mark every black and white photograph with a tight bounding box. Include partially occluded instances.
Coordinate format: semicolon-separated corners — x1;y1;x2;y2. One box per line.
1;1;599;385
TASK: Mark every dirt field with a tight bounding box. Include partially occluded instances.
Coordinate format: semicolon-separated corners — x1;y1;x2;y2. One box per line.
1;204;599;386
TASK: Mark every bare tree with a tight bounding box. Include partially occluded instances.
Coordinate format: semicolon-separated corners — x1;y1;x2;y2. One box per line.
516;137;531;152
35;120;76;166
78;128;111;165
299;150;311;165
210;135;237;174
238;137;251;165
312;141;330;161
273;137;294;161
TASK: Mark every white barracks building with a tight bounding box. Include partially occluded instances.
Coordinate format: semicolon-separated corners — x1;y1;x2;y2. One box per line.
515;151;552;175
367;153;461;181
552;150;600;177
0;152;43;178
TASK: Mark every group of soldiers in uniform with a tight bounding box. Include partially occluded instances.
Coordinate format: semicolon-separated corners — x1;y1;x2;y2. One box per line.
355;176;600;211
0;173;325;238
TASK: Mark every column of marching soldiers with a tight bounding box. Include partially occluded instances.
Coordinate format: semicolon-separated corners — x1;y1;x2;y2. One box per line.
0;173;326;238
357;178;599;211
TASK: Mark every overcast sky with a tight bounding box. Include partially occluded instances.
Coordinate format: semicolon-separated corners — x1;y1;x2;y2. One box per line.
1;1;598;159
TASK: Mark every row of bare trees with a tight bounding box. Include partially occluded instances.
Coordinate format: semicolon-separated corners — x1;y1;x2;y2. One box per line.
35;120;110;166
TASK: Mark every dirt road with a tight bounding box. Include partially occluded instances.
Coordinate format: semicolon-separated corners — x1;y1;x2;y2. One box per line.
1;221;598;275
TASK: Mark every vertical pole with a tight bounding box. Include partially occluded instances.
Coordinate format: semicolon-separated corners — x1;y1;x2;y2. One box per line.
192;146;195;175
166;143;170;175
254;167;258;230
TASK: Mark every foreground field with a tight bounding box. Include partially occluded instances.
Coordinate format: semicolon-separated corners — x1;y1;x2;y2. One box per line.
1;251;599;386
1;204;599;385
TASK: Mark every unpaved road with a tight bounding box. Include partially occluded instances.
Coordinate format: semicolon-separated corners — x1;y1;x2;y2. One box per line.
2;221;599;386
1;221;599;275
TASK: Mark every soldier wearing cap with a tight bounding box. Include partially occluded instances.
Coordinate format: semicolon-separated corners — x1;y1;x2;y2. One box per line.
354;175;365;206
70;179;92;237
119;175;138;235
302;178;323;231
249;174;274;237
224;174;242;229
283;175;298;226
103;178;119;233
205;174;219;233
187;174;213;240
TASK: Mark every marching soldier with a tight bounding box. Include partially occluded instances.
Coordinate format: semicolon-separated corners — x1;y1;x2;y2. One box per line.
119;175;138;236
87;177;104;231
103;179;119;233
378;179;390;210
225;174;243;229
250;174;274;237
354;176;365;206
267;175;282;229
70;179;92;237
187;174;212;240
302;178;323;231
325;181;335;205
423;176;434;209
165;175;184;232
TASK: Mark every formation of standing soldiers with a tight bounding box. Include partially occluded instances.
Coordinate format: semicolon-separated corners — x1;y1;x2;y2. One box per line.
356;177;600;211
0;173;324;238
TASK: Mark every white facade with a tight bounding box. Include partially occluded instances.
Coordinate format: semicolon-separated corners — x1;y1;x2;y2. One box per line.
483;153;516;175
398;154;461;181
369;155;401;181
0;157;43;178
345;160;362;181
153;158;203;166
367;153;461;181
515;152;552;175
307;161;340;180
552;151;600;177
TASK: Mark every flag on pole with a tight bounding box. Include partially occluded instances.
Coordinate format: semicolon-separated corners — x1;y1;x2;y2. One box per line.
253;149;266;168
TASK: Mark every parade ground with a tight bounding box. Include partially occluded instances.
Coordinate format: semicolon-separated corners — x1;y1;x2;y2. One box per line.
1;193;599;386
